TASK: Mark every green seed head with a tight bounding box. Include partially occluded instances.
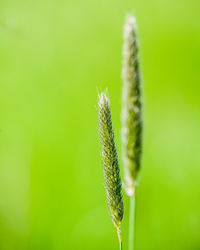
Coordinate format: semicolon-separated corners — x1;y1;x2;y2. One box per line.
98;93;124;230
121;16;142;196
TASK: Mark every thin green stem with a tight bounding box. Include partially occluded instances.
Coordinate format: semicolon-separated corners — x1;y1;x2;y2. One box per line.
117;225;122;250
129;191;136;250
120;241;122;250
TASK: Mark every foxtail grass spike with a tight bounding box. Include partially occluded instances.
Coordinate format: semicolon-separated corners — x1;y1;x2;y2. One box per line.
121;15;142;197
98;92;124;241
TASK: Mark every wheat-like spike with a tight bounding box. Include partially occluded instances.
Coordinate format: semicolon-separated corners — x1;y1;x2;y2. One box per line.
121;16;142;196
98;92;124;238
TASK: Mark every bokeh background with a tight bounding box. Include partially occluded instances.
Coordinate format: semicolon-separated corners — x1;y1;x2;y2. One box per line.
0;0;200;249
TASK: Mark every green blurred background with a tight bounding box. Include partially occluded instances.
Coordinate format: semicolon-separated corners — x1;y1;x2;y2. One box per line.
0;0;200;249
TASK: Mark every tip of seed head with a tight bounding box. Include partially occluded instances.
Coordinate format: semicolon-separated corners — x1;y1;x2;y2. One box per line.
99;92;109;106
124;15;137;35
127;15;136;25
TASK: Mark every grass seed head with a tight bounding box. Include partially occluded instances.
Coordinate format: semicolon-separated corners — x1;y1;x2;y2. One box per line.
98;93;124;230
121;15;142;196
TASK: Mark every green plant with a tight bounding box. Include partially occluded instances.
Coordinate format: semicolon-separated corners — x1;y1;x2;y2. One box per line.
121;15;142;250
98;15;142;250
98;93;124;249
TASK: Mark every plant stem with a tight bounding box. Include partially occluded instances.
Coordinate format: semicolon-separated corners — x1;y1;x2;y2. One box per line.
120;241;122;250
117;225;122;250
129;191;136;250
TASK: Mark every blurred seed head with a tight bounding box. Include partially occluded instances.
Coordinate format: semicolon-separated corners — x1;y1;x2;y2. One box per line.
121;15;142;196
